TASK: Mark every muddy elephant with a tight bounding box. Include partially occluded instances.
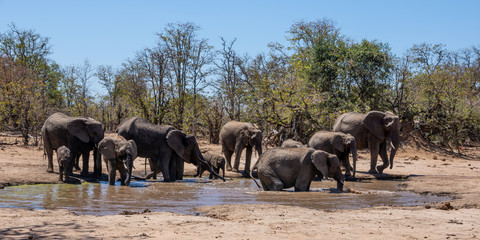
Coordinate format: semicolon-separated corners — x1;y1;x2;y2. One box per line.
251;147;344;192
308;131;358;178
333;111;400;174
98;136;138;186
195;151;225;179
219;121;263;174
56;146;71;182
116;117;224;182
42;112;104;181
281;139;305;148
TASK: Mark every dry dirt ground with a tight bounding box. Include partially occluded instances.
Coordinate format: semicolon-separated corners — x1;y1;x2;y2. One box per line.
0;134;480;239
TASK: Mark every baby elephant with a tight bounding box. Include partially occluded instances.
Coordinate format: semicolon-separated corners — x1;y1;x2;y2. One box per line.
251;147;344;192
98;136;137;186
195;152;225;179
56;146;71;182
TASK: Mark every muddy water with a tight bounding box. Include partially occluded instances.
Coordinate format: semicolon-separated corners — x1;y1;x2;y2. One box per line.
0;178;448;215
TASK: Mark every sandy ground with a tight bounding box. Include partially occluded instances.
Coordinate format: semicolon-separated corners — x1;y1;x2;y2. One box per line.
0;135;480;239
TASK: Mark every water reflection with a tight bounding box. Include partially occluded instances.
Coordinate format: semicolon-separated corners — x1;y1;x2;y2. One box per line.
0;178;448;215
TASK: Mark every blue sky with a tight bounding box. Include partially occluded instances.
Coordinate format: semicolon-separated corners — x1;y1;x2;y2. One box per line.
1;0;479;72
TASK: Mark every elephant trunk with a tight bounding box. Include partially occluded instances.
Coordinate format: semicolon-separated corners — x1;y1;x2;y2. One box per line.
125;154;133;186
255;142;262;157
350;142;358;178
93;145;102;178
389;132;400;169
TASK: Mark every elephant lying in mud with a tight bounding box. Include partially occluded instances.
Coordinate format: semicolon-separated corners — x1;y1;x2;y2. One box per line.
251;147;344;192
98;136;138;186
281;139;305;148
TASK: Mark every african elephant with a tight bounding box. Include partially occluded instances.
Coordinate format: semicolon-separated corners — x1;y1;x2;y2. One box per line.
251;147;344;191
42;112;104;181
56;146;71;182
195;151;225;179
98;136;138;186
333;111;400;174
308;131;358;178
116;117;224;182
281;139;305;148
219;121;263;174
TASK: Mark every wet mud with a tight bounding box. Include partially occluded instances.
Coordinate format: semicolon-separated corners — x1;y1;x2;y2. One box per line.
0;177;448;215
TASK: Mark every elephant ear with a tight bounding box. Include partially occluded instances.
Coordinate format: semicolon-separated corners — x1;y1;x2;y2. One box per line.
311;150;329;179
363;111;386;140
98;138;116;160
128;140;138;160
67;119;90;143
333;134;345;153
166;130;191;162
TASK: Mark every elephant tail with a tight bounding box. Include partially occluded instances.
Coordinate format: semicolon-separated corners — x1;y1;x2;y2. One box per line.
250;161;261;190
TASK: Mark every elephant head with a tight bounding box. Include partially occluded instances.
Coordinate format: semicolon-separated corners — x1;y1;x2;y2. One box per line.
333;133;358;178
363;111;401;171
67;118;104;144
166;130;225;181
98;137;137;186
311;150;344;191
239;126;263;157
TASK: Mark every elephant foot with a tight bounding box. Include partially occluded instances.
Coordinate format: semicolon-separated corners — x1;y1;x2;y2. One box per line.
226;166;233;171
376;166;385;174
344;171;352;177
46;168;54;173
80;171;89;177
368;169;379;174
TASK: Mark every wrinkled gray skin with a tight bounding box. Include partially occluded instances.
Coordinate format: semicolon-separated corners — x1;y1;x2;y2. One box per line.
308;131;358;178
281;139;305;148
42;112;104;181
333;111;401;174
251;147;344;192
98;136;138;186
219;121;263;174
116;117;224;182
195;152;225;179
56;146;71;182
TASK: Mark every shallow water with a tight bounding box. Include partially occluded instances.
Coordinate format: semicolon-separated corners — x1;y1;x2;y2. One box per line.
0;178;448;215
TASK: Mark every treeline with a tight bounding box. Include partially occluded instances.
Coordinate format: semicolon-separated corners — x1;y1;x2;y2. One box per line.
1;20;479;150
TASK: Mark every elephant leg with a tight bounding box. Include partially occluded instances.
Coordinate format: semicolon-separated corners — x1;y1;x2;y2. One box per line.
160;151;173;182
377;142;389;173
93;147;102;178
107;161;116;185
74;154;81;171
244;147;253;173
224;150;234;171
233;146;244;172
340;153;352;177
147;158;158;180
80;151;90;176
58;164;64;181
46;147;54;173
368;141;380;174
117;162;127;185
258;173;283;191
174;155;184;181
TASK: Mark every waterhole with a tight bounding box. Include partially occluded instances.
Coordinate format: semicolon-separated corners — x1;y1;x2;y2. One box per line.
0;178;448;215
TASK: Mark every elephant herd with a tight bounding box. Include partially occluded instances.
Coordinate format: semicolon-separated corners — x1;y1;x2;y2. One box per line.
41;110;400;193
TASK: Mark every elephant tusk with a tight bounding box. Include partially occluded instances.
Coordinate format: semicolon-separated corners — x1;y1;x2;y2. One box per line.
390;141;396;150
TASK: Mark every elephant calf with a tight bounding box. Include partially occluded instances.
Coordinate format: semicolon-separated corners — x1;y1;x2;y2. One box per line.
251;147;344;192
56;146;71;182
195;152;225;179
98;136;138;186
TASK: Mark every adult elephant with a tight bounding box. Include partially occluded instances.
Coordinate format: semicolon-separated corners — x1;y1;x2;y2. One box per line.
42;113;104;181
116;117;224;182
333;111;400;174
98;136;137;186
308;131;358;178
250;147;344;192
219;121;262;174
